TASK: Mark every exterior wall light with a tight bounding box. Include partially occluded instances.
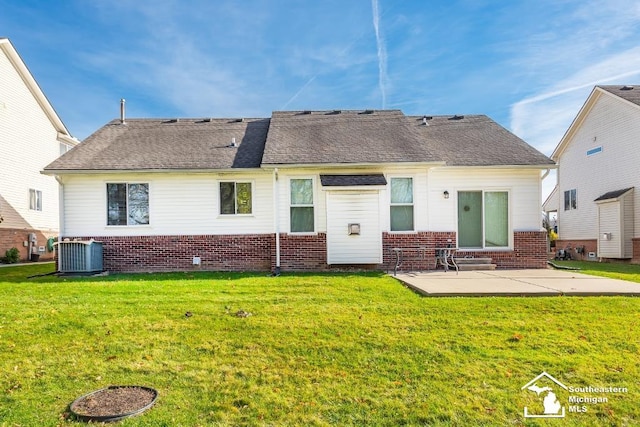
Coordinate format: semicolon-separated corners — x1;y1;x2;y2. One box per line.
443;190;450;199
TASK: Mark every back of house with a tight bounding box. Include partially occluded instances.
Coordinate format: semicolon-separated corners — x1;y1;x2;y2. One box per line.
44;109;554;273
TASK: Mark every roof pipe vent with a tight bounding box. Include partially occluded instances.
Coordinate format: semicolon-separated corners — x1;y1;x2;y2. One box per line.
229;137;238;148
120;99;126;125
421;115;432;125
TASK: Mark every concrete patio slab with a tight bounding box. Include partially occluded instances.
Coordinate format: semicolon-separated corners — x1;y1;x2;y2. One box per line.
393;269;640;296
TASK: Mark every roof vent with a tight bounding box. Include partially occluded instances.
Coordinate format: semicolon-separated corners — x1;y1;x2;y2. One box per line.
234;118;244;122
421;115;432;126
360;109;375;114
119;99;126;125
301;110;312;115
326;110;342;115
203;118;212;122
228;137;238;148
449;115;464;120
621;85;634;90
163;119;179;124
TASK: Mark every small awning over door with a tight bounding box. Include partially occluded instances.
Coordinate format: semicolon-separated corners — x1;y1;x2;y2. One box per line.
320;174;387;187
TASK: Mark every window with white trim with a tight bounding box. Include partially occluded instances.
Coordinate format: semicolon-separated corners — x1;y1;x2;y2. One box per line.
564;189;577;210
220;182;252;215
107;183;149;225
29;189;42;211
290;178;314;232
390;177;414;231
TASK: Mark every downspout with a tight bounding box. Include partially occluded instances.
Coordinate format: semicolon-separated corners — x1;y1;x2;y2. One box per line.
55;175;64;272
273;168;281;275
541;168;551;181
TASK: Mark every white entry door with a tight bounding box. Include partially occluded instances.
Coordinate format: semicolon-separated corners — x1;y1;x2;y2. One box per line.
326;191;382;264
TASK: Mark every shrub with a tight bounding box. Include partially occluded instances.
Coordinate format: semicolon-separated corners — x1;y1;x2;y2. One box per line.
4;247;20;264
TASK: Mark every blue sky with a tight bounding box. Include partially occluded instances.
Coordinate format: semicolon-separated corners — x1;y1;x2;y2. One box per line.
3;0;640;195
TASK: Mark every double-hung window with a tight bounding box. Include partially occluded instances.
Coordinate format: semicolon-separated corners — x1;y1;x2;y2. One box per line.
107;183;149;225
29;189;42;211
564;189;577;210
220;182;252;215
390;178;414;231
290;178;314;232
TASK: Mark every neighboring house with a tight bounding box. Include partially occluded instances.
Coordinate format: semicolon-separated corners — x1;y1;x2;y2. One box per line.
0;38;77;262
545;85;640;262
43;110;554;272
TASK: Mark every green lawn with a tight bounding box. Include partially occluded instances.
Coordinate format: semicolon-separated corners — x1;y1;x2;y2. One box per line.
0;264;639;426
553;260;640;283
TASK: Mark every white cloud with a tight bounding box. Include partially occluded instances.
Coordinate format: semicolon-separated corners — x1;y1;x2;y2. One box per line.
511;46;640;156
371;0;388;109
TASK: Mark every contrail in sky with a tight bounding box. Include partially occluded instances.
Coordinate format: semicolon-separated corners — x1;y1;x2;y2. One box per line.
372;0;387;109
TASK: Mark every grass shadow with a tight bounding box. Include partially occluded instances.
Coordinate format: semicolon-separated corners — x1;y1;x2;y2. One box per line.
0;263;387;284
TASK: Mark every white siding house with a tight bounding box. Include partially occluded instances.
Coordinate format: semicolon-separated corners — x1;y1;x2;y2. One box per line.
44;111;553;272
0;38;77;261
550;85;640;261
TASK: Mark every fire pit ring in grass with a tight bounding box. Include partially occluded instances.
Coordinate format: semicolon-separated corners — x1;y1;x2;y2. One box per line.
69;385;158;423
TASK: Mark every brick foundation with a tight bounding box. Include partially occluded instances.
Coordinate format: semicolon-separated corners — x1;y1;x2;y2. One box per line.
384;230;548;271
555;239;598;261
66;234;273;272
632;238;640;264
0;228;56;262
63;230;549;273
278;233;328;271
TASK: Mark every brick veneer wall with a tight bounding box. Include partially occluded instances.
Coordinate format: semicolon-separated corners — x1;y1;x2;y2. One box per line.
0;228;56;262
383;230;548;271
632;238;640;264
63;230;548;272
66;234;273;272
458;231;548;269
554;239;598;260
278;233;328;271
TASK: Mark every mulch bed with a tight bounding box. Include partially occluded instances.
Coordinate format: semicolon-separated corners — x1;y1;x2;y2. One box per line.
70;386;157;421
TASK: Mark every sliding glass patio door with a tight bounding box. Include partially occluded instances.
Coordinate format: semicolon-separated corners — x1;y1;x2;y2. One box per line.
457;191;509;249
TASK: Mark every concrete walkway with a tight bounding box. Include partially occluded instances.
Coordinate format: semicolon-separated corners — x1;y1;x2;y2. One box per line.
393;268;640;296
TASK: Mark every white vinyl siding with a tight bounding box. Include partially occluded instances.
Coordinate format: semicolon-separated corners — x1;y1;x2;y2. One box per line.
557;92;640;241
0;47;68;231
61;172;273;236
326;191;382;264
427;168;540;237
597;202;621;258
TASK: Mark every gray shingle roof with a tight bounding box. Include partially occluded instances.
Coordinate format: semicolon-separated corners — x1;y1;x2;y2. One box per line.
410;114;555;166
44;110;553;172
598;85;640;106
594;187;634;202
45;118;269;171
262;110;440;165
